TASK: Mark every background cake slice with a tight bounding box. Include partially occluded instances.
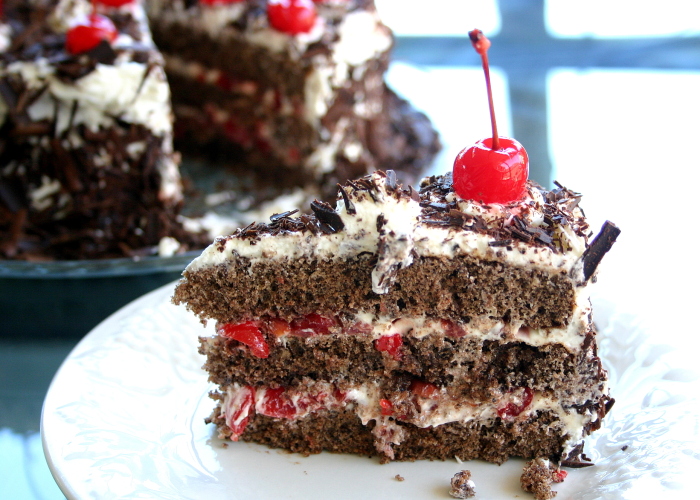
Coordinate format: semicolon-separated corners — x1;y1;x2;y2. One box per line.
173;170;618;464
147;0;440;199
0;0;204;259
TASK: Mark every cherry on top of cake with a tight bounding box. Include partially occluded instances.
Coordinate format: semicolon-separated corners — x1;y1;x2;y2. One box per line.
452;29;529;205
197;0;319;34
64;0;143;55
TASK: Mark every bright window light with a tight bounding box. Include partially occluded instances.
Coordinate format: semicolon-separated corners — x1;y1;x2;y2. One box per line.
375;0;500;37
386;63;511;177
546;0;700;38
548;68;700;228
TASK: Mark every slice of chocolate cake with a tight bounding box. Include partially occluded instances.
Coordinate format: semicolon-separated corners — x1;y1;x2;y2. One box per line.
0;0;203;259
173;170;619;464
147;0;440;199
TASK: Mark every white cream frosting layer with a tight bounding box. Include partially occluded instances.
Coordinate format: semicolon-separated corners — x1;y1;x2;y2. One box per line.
186;172;590;290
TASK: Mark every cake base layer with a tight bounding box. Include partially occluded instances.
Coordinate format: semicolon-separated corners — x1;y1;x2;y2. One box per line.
207;403;570;464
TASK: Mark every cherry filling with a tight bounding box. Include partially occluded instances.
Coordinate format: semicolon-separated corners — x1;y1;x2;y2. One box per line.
225;386;255;441
224;384;347;438
497;387;534;419
373;333;403;361
218;314;340;358
218;321;270;358
410;379;439;399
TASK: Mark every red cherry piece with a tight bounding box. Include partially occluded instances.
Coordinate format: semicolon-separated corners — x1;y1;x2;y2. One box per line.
267;0;317;35
497;387;534;419
94;0;135;7
259;387;297;419
410;380;439;399
225;385;255;440
379;398;394;416
374;333;403;361
453;137;529;204
552;469;568;483
65;14;118;55
453;28;529;205
440;319;467;339
290;313;337;337
218;321;270;358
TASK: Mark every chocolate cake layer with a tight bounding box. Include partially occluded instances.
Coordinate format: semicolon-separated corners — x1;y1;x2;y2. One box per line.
0;0;206;259
206;404;573;464
199;331;604;401
174;253;576;329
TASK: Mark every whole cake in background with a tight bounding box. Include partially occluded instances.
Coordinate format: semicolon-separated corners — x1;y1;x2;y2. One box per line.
0;0;202;260
148;0;440;199
0;0;440;260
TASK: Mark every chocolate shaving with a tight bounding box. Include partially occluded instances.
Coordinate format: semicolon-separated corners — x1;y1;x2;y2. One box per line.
310;200;344;232
337;184;356;214
85;40;117;65
489;239;513;247
582;221;620;280
0;79;18;110
269;209;298;222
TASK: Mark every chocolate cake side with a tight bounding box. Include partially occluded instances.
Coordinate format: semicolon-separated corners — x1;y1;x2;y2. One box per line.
0;0;206;259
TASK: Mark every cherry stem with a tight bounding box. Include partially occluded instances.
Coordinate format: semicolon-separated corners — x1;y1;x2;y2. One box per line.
469;29;500;150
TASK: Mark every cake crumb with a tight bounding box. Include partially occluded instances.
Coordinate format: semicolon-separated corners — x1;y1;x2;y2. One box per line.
450;470;476;498
395;474;405;482
222;443;228;449
520;458;567;500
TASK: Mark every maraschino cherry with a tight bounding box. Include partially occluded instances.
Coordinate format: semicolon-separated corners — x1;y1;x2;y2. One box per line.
452;29;529;205
65;13;118;55
268;0;317;35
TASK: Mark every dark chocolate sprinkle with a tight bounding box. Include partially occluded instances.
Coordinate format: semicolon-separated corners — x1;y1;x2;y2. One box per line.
270;209;299;221
582;221;620;280
310;200;344;232
337;184;356;214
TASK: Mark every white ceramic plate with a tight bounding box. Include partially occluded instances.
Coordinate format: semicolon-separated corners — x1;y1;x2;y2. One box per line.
42;282;700;499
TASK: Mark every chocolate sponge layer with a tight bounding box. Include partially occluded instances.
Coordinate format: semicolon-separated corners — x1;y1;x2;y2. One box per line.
199;329;605;403
174;254;577;329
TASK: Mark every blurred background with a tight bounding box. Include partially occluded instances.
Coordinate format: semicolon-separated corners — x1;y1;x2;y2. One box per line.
2;0;699;498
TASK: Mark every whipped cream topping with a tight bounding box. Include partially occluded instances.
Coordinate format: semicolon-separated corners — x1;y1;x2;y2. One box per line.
186;172;591;289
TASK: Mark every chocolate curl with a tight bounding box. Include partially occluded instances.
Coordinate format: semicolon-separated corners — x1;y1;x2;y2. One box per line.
310;200;344;232
582;221;620;280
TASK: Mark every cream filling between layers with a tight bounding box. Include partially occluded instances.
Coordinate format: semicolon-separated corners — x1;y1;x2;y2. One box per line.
336;298;591;350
